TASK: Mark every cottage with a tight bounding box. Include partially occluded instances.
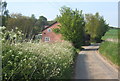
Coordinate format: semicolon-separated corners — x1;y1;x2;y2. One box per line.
42;21;63;43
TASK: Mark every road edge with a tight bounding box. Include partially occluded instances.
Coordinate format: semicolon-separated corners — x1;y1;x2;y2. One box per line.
96;50;118;73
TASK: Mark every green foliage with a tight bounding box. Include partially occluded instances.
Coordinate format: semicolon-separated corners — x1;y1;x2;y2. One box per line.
85;13;109;42
5;12;50;39
34;16;49;32
99;41;119;66
57;6;85;49
2;41;76;80
0;26;24;43
1;1;9;17
53;28;60;34
1;26;76;80
6;14;35;39
1;1;9;26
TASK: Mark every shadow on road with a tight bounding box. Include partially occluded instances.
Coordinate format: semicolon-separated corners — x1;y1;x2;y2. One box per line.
82;48;98;51
82;43;100;51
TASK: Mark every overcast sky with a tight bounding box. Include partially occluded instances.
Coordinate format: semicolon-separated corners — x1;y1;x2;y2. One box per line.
5;0;119;27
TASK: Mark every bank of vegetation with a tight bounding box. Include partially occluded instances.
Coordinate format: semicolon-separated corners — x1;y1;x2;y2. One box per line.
1;27;76;80
99;28;120;66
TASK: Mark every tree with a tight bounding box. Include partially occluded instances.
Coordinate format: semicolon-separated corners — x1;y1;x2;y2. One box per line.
1;1;9;26
85;13;109;42
57;6;85;49
30;14;37;36
6;13;35;39
34;16;48;34
38;16;48;31
6;13;50;39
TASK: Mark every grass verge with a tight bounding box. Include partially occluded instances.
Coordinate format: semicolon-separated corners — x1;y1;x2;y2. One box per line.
99;41;119;66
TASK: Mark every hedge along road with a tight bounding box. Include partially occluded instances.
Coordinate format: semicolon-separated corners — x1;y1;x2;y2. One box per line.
74;43;118;79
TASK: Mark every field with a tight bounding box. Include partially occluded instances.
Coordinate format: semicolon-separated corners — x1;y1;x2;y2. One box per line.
102;28;119;40
99;28;120;66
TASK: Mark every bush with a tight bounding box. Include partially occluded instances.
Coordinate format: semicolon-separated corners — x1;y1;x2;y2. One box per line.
2;41;76;80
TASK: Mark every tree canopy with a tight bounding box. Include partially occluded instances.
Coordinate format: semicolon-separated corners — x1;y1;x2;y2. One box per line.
85;13;109;42
1;1;9;26
6;13;49;39
57;6;85;48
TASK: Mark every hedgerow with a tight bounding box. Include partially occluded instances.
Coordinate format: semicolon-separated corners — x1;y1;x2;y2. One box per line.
1;26;76;80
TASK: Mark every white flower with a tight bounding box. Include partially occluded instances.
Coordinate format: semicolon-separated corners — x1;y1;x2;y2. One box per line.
16;56;19;58
23;59;26;61
57;71;60;74
57;68;60;71
11;55;14;57
18;31;21;35
9;50;12;53
2;56;4;58
29;58;31;60
2;38;5;41
0;26;6;30
13;34;17;38
18;51;22;55
0;32;3;34
58;57;61;59
8;61;12;65
11;29;14;32
15;27;18;30
20;64;22;67
25;55;27;58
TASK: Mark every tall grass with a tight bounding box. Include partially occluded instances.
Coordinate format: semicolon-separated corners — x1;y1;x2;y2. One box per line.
99;28;120;66
2;41;76;80
99;41;119;66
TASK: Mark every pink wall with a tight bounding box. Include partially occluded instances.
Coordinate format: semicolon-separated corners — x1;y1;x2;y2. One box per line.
42;22;63;43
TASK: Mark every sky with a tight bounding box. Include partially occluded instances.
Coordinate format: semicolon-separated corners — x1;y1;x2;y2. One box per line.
6;0;119;27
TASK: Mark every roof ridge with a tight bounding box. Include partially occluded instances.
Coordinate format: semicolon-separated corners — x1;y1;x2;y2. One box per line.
42;21;58;31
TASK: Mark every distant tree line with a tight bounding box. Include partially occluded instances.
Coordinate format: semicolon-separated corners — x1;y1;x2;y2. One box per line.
6;14;50;39
0;1;55;40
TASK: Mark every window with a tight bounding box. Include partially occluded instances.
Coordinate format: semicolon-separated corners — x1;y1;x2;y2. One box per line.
45;37;50;42
47;28;51;32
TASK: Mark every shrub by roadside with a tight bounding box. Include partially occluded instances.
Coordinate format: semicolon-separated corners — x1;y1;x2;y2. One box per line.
2;41;76;80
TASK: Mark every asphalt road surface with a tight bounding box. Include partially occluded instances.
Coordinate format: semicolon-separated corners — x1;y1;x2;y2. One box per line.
74;43;118;79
